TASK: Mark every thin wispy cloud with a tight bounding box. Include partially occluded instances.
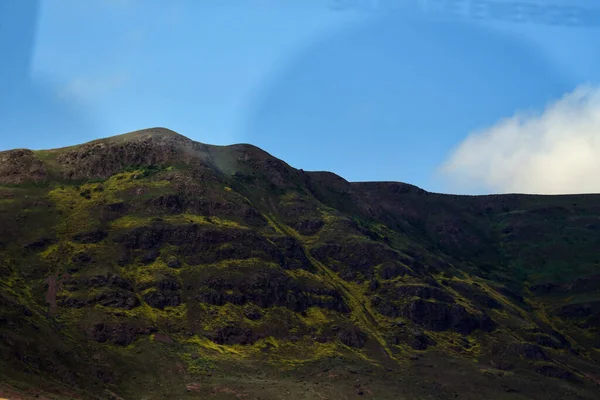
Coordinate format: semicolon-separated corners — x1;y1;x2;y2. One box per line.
58;73;129;104
439;85;600;194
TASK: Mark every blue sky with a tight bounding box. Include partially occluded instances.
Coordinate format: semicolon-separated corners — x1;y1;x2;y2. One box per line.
1;0;600;194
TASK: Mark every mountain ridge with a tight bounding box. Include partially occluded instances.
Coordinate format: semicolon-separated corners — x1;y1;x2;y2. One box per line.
4;126;594;198
0;128;599;399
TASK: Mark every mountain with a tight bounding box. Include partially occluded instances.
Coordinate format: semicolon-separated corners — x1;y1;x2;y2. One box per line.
0;128;599;399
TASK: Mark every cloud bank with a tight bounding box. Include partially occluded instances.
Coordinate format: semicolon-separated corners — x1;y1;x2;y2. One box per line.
439;85;600;194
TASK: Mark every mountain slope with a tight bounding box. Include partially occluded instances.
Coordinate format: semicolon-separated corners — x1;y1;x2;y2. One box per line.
0;128;599;399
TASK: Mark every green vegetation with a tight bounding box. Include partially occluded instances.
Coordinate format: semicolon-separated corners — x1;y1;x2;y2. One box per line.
0;129;599;399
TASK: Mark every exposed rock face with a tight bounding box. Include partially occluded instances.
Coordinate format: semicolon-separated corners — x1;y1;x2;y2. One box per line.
450;281;502;309
535;365;577;381
402;299;494;334
86;321;154;346
378;262;413;280
206;325;257;345
72;229;108;244
394;285;455;304
310;240;411;281
60;274;139;309
166;258;182;269
189;262;348;313
59;290;140;310
145;193;268;227
556;300;600;328
142;278;182;309
55;129;204;180
0;149;48;184
115;224;314;272
338;326;368;348
505;343;549;361
270;236;313;270
143;289;181;309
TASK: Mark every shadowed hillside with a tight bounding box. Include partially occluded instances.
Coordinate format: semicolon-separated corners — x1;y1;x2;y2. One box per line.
0;128;599;399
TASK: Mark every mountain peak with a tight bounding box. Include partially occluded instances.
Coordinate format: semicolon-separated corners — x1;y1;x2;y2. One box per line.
0;128;206;184
0;128;305;188
104;127;187;142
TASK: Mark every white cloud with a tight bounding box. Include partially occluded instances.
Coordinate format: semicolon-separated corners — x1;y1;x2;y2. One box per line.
58;73;129;104
438;85;600;194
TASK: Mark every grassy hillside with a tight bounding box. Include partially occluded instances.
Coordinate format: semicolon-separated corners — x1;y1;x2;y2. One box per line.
0;128;599;399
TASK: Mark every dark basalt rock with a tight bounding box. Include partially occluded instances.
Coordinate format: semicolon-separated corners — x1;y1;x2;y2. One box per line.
408;331;436;350
368;279;379;291
555;301;600;329
0;296;34;324
0;263;11;277
143;289;181;309
340;270;358;281
402;299;494;334
116;224;286;266
450;281;502;309
557;301;600;319
146;194;185;214
391;328;438;351
535;365;576;381
243;305;262;320
105;202;127;213
72;229;108;244
96;291;140;310
529;282;558;295
558;303;594;318
61;273;139;309
546;330;570;348
195;287;226;306
116;251;133;267
310;240;404;281
338;327;368;348
24;237;56;251
140;249;159;265
59;290;139;310
506;343;549;361
157;279;181;291
71;252;92;264
423;276;442;288
175;229;279;265
395;285;456;304
0;149;48;184
291;218;325;235
378;263;412;280
86;322;154;346
373;298;400;318
141;278;182;309
490;360;514;371
84;274;133;290
145;194;268;227
207;325;257;345
191;264;348;313
117;225;166;250
493;285;529;310
270;235;313;270
167;258;182;268
526;333;568;349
